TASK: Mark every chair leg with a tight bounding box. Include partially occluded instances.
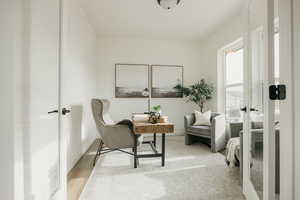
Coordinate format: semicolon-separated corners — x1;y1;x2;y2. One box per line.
93;139;104;167
134;136;138;168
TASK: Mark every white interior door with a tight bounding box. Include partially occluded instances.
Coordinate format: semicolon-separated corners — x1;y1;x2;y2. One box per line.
243;0;276;199
23;0;65;199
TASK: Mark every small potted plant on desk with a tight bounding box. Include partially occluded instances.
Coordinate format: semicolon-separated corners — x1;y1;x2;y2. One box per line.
152;105;162;114
146;105;160;124
144;105;162;124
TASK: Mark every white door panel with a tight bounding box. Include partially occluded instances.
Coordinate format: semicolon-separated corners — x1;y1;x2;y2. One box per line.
24;0;62;199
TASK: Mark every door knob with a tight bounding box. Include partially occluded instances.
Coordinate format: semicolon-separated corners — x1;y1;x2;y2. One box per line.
240;107;259;112
62;108;71;115
250;108;259;112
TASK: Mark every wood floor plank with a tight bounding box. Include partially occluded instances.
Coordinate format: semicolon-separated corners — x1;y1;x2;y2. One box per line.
67;139;99;200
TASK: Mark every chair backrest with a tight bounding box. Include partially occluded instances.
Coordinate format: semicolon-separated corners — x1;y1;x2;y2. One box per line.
91;99;114;138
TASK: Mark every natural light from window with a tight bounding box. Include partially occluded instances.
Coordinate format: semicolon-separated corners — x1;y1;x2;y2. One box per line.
225;48;244;122
226;49;244;85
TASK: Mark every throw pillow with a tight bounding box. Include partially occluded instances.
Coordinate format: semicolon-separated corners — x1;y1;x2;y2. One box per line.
193;110;211;126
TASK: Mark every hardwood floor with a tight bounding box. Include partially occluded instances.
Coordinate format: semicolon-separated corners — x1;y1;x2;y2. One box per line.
67;139;99;200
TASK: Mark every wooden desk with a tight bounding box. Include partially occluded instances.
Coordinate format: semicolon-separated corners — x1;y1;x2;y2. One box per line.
133;122;174;134
133;122;174;168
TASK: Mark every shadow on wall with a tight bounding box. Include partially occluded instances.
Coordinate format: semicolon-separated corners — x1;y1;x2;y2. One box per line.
66;104;83;171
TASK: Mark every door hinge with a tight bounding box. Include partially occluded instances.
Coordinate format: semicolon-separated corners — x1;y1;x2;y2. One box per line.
269;84;286;100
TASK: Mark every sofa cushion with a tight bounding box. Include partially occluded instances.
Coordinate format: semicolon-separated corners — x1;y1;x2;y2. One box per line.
187;125;211;136
193;110;211;126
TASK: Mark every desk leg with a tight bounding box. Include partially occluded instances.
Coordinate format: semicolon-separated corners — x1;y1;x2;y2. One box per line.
153;133;157;147
162;133;165;167
134;136;137;168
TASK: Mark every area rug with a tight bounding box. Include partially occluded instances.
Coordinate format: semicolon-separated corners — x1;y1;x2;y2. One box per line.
80;136;245;200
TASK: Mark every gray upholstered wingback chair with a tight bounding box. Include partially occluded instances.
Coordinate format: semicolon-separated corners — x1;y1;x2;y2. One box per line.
91;99;140;166
184;112;226;152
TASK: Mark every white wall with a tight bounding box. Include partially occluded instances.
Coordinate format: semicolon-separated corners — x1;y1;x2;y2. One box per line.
293;0;300;198
97;37;208;133
0;0;24;199
0;1;17;199
62;0;98;172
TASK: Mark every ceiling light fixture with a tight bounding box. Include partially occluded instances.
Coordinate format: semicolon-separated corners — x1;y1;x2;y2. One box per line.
157;0;181;10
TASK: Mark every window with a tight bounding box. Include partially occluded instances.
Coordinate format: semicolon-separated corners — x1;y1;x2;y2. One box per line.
219;29;279;122
225;47;244;122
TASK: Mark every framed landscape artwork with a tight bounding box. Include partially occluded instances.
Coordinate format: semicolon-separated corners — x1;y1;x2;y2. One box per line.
151;65;183;98
115;64;149;98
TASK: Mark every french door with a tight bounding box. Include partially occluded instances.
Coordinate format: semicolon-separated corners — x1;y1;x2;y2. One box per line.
243;0;277;199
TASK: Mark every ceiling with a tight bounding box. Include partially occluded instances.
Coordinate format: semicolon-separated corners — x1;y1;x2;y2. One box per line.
80;0;244;40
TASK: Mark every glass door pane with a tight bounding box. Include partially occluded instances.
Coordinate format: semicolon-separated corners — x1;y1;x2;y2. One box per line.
226;85;243;122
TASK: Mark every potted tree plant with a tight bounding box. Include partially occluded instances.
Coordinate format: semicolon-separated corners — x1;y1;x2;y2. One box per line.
174;79;214;112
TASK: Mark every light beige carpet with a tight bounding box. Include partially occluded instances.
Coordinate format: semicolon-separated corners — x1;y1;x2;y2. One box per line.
80;136;245;200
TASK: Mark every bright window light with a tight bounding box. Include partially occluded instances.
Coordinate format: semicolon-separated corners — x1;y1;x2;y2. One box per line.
226;49;244;85
225;48;244;122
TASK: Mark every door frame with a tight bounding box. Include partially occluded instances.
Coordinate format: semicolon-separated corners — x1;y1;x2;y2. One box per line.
278;0;295;199
52;0;67;198
242;0;276;199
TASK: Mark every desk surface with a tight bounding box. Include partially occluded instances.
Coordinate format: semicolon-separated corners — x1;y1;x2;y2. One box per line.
133;122;174;134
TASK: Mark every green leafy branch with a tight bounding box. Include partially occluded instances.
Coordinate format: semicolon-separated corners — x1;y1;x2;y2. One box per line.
174;79;214;112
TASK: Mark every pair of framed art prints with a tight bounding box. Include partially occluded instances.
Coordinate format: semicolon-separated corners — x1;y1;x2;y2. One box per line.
115;64;184;98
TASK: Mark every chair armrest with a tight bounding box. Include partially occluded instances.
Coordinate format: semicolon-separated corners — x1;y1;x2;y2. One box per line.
103;124;136;149
184;114;195;130
211;114;226;152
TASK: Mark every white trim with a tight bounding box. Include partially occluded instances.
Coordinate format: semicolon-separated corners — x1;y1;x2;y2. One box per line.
264;0;276;199
217;48;226;113
278;0;295;199
243;1;254;196
52;0;67;199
